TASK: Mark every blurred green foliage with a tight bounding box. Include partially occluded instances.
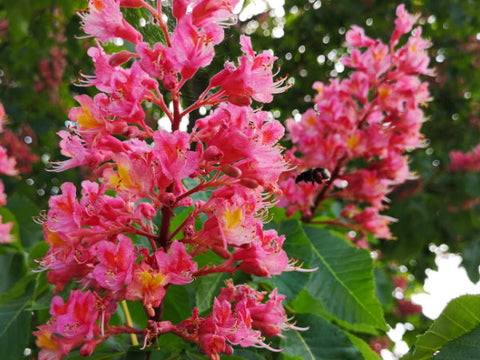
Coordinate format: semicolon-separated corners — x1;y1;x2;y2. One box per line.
0;0;480;359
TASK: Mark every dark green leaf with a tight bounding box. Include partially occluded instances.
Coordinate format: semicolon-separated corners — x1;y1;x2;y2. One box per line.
5;194;42;249
163;284;192;324
0;296;32;360
430;324;480;359
0;251;28;295
282;314;363;360
303;225;387;332
461;239;480;283
191;272;224;314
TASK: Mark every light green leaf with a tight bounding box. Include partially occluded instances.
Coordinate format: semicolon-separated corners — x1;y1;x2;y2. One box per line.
303;225;386;332
402;294;480;360
429;324;480;359
282;314;363;359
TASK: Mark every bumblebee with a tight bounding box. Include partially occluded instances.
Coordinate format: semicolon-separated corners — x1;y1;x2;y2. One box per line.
295;167;331;185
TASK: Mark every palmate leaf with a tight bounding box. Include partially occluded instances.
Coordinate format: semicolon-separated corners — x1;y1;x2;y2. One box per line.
430;324;480;359
282;314;363;359
0;296;32;360
303;225;387;333
402;294;480;360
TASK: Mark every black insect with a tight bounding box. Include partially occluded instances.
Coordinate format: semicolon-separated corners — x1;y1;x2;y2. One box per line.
295;167;331;185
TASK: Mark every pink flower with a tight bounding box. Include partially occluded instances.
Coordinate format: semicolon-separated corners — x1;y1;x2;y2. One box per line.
0;217;13;244
103;151;154;201
234;226;289;277
196;185;263;249
91;234;137;292
391;4;419;47
126;262;168;314
0;146;16;176
45;182;82;233
51;130;96;172
50;290;99;340
0;103;6;132
449;144;480;172
34;321;81;360
153;130;200;189
345;25;375;47
155;240;197;285
169;16;224;82
80;0;143;44
210;35;286;105
136;42;179;90
190;0;240;28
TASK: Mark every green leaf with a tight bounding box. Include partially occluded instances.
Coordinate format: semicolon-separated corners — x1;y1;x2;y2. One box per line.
429;324;480;359
462;239;480;283
282;314;363;359
5;194;42;249
192;272;224;314
223;349;265;360
0;272;36;302
0;251;28;295
303;225;387;332
402;294;480;360
374;267;395;308
0;296;33;360
163;284;192;324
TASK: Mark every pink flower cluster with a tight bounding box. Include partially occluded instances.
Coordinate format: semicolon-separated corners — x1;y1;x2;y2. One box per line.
174;280;305;360
0;103;20;244
279;5;432;245
35;1;299;358
449;143;480;172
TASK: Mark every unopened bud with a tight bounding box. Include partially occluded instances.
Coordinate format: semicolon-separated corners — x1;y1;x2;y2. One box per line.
183;216;195;237
136;203;157;220
80;340;98;357
146;304;155;318
123;125;142;138
204;146;224;162
240;178;259;189
108;50;138;67
159;192;176;207
212;245;232;259
120;0;144;7
221;164;242;178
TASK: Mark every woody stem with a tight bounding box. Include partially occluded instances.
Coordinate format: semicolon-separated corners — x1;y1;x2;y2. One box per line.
304;155;348;223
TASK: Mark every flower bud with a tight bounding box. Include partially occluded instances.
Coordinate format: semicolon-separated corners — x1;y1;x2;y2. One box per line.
108;50;138;67
240;178;259;189
221;164;242;178
212;245;232;259
80;339;98;357
159;192;176;207
204;146;224;162
120;0;144;7
136;202;157;220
